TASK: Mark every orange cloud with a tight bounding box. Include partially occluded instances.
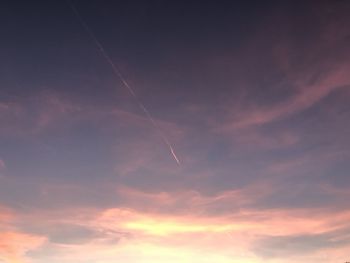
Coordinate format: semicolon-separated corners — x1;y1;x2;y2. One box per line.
0;205;46;263
0;232;46;263
0;206;14;226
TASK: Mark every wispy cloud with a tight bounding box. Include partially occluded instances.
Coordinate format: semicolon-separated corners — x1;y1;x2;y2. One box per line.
220;64;350;131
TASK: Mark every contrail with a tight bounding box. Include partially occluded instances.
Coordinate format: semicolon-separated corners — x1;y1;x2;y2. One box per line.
66;0;180;165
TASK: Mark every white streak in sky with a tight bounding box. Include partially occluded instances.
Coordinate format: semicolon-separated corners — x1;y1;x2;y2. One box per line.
67;0;180;165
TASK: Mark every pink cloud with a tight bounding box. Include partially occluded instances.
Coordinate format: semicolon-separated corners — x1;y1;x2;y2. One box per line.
221;63;350;131
0;205;46;263
33;91;81;133
115;182;273;215
0;159;5;170
0;206;14;226
227;130;300;150
0;91;80;136
0;232;46;263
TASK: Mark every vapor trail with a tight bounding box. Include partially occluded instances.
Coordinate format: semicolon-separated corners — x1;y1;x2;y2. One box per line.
67;0;180;165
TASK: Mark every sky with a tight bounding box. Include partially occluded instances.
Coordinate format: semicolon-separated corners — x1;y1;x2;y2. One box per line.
1;0;350;262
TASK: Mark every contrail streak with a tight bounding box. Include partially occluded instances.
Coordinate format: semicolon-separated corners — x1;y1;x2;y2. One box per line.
66;0;180;165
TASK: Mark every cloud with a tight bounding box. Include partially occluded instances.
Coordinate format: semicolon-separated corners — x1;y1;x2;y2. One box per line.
0;91;80;137
3;192;350;263
115;182;273;216
0;205;46;263
220;64;350;131
0;206;14;227
0;232;46;263
0;159;5;171
208;2;350;135
22;205;350;263
45;223;102;245
253;226;350;259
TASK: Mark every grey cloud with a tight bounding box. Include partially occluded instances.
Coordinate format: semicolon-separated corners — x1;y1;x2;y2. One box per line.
253;228;350;258
47;224;101;244
23;222;130;245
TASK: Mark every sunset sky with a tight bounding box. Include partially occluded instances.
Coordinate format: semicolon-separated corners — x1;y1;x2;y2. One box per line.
1;1;350;262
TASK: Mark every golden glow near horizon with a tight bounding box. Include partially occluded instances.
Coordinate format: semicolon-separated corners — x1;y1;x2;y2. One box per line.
2;201;350;262
124;219;233;235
